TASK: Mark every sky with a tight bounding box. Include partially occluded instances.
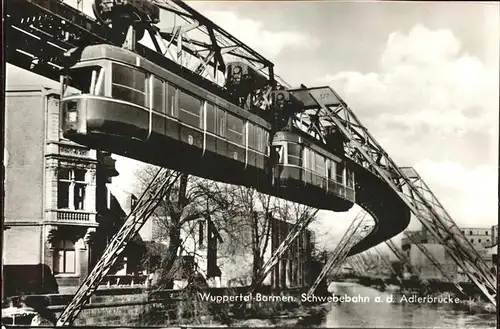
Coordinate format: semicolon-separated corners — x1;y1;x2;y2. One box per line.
5;1;499;251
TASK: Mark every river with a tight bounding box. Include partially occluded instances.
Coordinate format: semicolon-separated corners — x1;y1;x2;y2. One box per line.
322;282;496;328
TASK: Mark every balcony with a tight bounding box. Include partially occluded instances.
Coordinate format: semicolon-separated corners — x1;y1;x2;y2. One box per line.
45;209;98;226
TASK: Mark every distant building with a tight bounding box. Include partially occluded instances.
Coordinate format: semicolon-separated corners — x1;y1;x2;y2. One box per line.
491;225;498;247
461;227;494;249
269;216;315;289
3;86;119;296
401;225;496;282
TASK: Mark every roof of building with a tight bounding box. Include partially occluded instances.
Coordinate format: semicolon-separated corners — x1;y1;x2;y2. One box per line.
6;85;58;93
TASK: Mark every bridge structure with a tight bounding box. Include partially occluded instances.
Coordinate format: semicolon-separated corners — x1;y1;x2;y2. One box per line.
4;0;497;326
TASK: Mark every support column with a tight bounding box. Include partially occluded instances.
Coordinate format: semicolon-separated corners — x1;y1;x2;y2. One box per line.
75;238;89;284
43;225;59;270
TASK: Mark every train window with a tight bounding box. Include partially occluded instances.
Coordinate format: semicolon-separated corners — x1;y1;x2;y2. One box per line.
206;102;216;133
152;77;165;113
247;123;257;150
308;149;316;171
315;153;325;176
167;83;177;117
254;125;264;152
111;63;146;106
178;90;202;128
287;143;302;166
63;66;105;97
227;113;245;144
216;107;225;137
336;161;345;183
273;145;284;163
263;130;269;154
328;160;336;180
257;126;267;153
346;169;354;188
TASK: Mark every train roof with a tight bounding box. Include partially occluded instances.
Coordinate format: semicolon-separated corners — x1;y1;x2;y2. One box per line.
74;44;271;128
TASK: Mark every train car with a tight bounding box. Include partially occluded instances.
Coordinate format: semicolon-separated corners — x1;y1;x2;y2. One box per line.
271;130;354;211
60;44;355;212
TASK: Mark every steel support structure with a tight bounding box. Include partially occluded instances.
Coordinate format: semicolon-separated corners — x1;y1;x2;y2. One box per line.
404;232;465;296
286;86;496;306
250;209;319;291
358;251;376;273
307;210;374;296
56;169;181;326
385;239;419;276
5;0;287;108
346;257;364;275
372;246;398;278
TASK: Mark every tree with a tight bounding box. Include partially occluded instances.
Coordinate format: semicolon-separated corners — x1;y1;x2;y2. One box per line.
217;186;318;288
134;165;234;289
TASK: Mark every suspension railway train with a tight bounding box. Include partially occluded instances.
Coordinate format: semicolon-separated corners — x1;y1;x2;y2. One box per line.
61;44;410;253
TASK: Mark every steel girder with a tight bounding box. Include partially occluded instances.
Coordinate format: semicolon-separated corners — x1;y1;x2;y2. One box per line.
307;210;374;296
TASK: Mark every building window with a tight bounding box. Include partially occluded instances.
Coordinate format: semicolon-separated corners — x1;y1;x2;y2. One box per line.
58;168;87;210
470;239;474;243
469;231;473;235
485;231;489;235
53;240;76;274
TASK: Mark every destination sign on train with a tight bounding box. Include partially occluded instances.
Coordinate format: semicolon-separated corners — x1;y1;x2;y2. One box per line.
289;87;342;108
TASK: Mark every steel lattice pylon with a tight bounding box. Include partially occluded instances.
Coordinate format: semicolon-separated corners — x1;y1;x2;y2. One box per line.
346;257;364;275
307;210;374;296
56;169;181;326
286;86;496;306
250;209;319;291
385;239;418;276
404;232;465;296
372;246;398;279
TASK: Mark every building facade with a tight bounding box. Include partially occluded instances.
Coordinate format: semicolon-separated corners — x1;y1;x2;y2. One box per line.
269;216;315;289
3;86;118;296
401;225;497;282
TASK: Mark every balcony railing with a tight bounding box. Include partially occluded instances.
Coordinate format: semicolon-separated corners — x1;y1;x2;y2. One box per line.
57;211;89;222
46;209;96;225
